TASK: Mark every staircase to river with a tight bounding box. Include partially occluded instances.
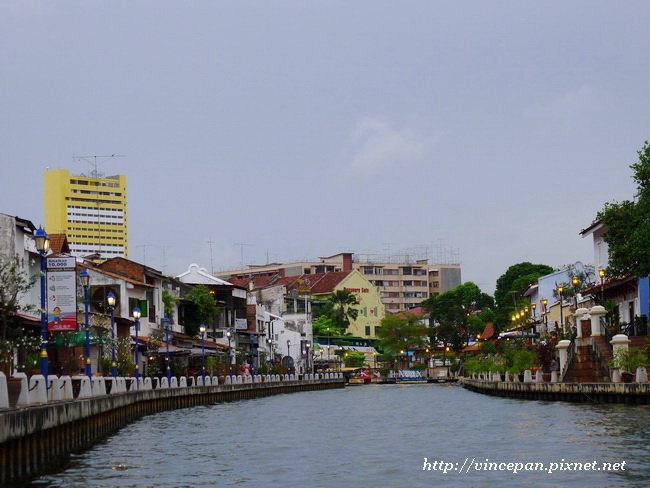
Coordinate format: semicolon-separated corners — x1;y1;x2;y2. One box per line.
563;344;610;383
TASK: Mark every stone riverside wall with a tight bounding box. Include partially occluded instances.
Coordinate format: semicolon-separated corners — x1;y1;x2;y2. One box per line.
0;378;344;485
460;378;650;404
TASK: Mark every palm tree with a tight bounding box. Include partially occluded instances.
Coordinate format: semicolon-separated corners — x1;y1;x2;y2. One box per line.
327;290;359;332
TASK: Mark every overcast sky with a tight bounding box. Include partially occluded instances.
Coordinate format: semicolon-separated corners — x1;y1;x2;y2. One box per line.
1;1;647;293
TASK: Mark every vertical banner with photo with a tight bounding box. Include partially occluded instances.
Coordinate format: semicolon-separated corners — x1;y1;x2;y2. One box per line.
46;256;78;331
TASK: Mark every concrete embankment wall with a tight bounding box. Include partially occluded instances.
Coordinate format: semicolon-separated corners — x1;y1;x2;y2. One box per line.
0;379;343;485
460;378;650;404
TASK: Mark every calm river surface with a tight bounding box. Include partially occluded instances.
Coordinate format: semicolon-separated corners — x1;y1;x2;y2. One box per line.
29;384;650;488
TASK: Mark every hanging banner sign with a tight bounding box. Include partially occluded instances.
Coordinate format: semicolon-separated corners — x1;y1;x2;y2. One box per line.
46;256;78;331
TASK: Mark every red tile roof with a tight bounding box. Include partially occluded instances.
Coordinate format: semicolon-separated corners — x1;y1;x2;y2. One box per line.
480;322;495;340
233;271;354;295
48;234;70;254
229;274;277;289
396;306;427;319
266;272;352;295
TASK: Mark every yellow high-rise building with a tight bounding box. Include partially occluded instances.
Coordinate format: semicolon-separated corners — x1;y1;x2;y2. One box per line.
44;168;128;258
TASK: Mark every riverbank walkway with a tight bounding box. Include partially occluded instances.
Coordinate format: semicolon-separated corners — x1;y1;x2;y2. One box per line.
0;372;344;485
460;376;650;404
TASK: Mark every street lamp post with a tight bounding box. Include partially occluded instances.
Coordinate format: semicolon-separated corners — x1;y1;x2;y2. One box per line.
571;276;580;309
267;338;273;368
226;329;232;376
249;332;255;372
557;285;564;333
541;298;548;331
163;315;171;385
305;342;311;375
132;306;141;381
107;291;117;378
80;269;92;380
199;324;206;385
34;227;50;382
598;268;606;304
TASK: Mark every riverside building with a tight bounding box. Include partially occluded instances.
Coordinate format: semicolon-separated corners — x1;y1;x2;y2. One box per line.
217;250;462;315
44;168;128;259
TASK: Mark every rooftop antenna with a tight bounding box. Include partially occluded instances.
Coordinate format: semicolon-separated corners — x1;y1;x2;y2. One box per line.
136;244;154;265
160;245;171;275
207;239;216;275
73;153;125;178
234;243;251;269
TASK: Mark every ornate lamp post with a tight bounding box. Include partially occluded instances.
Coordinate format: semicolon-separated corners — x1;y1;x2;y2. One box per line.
571;276;580;309
132;306;141;380
305;341;311;375
199;324;206;385
107;291;117;378
163;315;171;385
34;226;50;381
287;339;291;360
226;328;232;376
557;285;564;332
79;268;92;380
541;298;548;331
598;268;606;303
267;337;273;369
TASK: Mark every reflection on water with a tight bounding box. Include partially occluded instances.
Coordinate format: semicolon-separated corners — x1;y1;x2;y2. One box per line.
30;384;650;487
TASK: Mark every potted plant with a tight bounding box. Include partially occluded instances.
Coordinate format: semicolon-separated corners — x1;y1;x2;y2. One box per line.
536;341;555;382
610;348;647;382
24;351;40;375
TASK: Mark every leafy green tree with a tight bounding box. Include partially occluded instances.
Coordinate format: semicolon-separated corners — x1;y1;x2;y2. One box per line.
423;282;494;351
598;141;650;278
326;289;359;332
162;288;180;320
493;262;554;329
184;285;218;337
343;351;366;368
312;315;343;337
376;312;428;360
0;256;38;342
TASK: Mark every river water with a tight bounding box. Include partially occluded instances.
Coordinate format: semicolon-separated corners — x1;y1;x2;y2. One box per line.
29;384;650;488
